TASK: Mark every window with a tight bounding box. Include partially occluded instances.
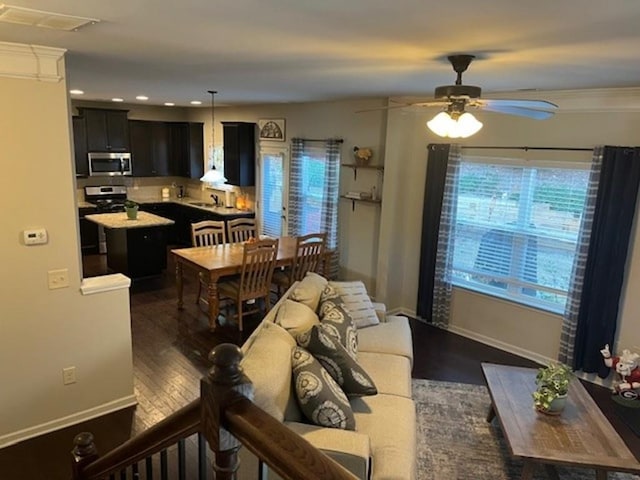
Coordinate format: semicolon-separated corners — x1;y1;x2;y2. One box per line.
451;157;590;313
258;147;287;237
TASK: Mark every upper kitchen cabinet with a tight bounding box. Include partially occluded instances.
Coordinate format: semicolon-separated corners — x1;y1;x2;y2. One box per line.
130;120;170;176
78;107;130;152
168;122;204;179
72;116;88;177
222;121;256;186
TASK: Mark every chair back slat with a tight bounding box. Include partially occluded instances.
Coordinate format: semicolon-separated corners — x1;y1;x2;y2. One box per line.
240;238;279;300
191;221;227;247
228;218;257;243
290;233;327;282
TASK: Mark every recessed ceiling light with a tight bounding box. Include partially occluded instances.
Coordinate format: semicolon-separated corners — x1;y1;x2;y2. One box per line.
190;100;202;105
112;98;124;102
69;89;84;95
164;102;175;106
136;95;149;101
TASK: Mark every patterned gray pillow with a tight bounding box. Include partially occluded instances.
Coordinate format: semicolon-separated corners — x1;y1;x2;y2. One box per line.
317;290;358;359
291;347;356;430
297;325;377;397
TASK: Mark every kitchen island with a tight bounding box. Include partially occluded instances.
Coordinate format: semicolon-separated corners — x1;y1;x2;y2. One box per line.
85;211;175;279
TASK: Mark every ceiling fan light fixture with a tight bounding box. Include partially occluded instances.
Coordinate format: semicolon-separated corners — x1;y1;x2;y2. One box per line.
427;111;482;138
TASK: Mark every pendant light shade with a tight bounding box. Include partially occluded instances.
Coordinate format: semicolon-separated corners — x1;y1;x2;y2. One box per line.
427;111;483;138
200;89;228;185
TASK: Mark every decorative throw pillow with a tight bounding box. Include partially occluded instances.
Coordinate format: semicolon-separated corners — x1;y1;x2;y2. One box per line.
328;281;379;329
317;293;358;360
297;325;377;397
275;299;320;337
291;346;356;430
290;272;328;312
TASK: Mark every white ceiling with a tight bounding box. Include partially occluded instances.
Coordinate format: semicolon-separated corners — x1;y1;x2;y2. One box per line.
2;0;640;107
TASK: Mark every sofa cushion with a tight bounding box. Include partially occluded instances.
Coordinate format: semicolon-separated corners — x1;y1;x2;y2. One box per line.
318;296;358;359
291;347;356;430
275;299;319;337
241;322;298;422
297;325;377;397
285;421;371;480
290;272;328;311
351;394;417;480
357;315;414;366
356;352;412;398
328;281;380;328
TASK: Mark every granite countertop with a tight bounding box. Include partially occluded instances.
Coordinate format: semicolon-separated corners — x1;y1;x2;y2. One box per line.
126;195;254;216
85;211;175;229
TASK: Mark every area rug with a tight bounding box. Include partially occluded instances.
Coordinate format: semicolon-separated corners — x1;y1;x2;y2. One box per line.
413;379;640;480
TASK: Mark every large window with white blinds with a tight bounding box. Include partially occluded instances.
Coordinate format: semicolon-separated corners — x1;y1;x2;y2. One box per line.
451;157;590;313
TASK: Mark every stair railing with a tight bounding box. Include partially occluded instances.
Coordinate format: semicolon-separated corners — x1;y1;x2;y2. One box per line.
71;343;355;480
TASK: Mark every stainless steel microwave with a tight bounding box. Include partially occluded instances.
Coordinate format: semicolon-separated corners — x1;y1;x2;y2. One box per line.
88;152;133;177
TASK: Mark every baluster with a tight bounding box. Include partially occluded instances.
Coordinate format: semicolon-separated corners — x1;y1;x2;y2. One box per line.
200;343;254;480
71;432;99;480
198;432;207;480
145;456;153;480
160;449;168;480
132;462;139;479
178;438;186;480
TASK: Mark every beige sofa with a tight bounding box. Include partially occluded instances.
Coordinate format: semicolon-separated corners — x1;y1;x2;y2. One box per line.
237;274;416;480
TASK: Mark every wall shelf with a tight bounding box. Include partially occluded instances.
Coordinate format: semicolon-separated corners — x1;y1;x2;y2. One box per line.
341;163;384;181
340;195;382;211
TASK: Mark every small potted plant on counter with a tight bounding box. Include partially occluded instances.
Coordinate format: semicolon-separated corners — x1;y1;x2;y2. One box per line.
532;362;573;415
124;199;139;220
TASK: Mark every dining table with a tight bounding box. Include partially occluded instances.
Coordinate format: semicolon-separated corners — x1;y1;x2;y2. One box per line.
172;236;301;330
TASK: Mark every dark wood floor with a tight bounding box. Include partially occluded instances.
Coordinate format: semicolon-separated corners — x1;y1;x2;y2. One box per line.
0;250;638;479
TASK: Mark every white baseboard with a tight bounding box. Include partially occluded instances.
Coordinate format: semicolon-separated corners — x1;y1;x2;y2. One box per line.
0;394;137;449
392;307;616;389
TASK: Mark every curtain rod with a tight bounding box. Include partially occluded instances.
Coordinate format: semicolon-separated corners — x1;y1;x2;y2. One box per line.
294;137;344;143
460;146;592;152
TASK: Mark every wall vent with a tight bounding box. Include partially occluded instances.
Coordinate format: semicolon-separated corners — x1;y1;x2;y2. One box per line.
0;4;99;31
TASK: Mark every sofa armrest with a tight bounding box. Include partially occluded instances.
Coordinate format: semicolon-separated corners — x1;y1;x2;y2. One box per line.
371;301;386;322
284;421;370;480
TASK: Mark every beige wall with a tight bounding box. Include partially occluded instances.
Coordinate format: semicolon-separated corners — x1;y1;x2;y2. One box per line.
381;90;640;362
0;52;134;446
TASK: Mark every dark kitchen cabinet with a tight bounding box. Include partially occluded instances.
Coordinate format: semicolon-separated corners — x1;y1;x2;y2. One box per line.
130;120;170;176
105;226;169;279
79;108;130;152
222;122;256;186
72;116;88;177
138;202;177;243
78;206;98;254
168;122;204;179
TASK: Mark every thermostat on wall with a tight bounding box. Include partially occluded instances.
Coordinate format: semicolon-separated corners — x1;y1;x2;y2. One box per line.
23;228;48;245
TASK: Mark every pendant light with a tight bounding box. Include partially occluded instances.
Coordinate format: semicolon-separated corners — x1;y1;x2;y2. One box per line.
200;89;228;184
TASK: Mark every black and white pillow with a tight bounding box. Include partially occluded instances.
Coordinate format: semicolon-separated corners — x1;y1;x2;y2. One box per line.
317;292;358;360
291;347;356;430
297;325;377;397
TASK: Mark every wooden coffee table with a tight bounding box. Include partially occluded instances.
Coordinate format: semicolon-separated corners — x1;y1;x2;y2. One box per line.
481;363;640;479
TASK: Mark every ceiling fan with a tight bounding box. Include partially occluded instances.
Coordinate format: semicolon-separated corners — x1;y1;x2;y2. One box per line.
364;54;558;138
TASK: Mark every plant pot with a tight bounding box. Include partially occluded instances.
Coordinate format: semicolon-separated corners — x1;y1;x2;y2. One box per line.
354;155;370;167
536;394;568;415
125;206;139;220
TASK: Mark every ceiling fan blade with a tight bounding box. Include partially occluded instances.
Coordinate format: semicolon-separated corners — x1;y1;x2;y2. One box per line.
479;98;558;111
478;103;556;120
355;103;412;113
355;99;446;113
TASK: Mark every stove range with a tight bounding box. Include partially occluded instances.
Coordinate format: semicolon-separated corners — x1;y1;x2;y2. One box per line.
84;185;127;212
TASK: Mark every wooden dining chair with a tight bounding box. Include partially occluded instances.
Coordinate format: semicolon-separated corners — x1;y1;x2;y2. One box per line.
218;237;279;335
191;220;227;306
272;232;327;298
228;218;257;243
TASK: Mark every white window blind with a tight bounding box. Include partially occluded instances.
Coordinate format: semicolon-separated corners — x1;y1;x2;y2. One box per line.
258;150;285;237
451;158;590;312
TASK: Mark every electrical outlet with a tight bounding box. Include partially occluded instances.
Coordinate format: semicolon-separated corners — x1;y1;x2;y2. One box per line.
62;366;76;385
48;269;69;290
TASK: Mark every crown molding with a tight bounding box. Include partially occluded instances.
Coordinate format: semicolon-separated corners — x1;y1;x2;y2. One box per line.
0;41;66;82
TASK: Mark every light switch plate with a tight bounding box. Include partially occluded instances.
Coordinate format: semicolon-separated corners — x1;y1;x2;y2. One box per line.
48;269;69;289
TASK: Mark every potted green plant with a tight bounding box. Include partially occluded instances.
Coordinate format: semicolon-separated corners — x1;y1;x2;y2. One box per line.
124;199;139;220
532;363;573;415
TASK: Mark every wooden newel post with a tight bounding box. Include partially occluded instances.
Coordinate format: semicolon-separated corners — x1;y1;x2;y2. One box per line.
201;343;254;480
71;432;99;480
